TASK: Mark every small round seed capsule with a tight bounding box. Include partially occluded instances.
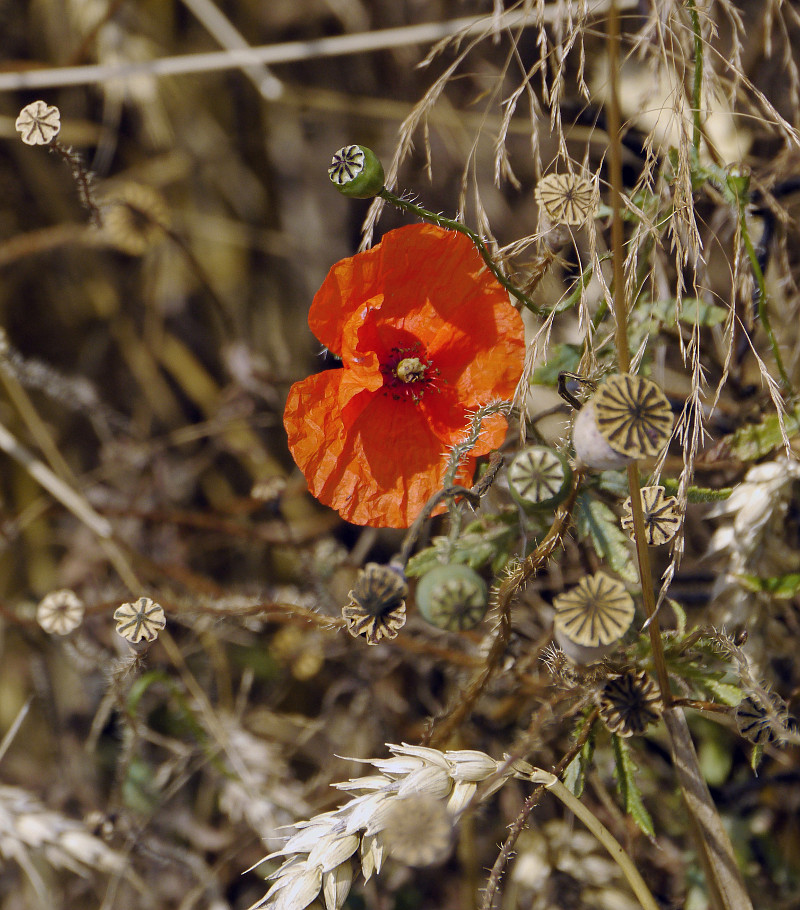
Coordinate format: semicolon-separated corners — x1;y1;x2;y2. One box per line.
621;485;681;545
415;564;488;631
534;172;599;227
593;373;673;459
553;571;635;649
328;145;385;198
508;445;573;512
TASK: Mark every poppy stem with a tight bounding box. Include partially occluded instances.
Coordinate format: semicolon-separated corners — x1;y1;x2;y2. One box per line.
395;485;478;569
378;188;544;316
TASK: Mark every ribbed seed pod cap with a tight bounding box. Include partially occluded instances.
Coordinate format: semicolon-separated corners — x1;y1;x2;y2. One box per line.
508;445;573;511
328;145;385;198
593;374;673;459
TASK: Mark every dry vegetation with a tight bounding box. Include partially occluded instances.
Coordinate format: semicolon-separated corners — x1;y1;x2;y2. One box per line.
1;1;800;909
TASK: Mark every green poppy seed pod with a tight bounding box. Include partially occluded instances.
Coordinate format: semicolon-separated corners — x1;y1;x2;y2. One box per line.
416;564;488;631
328;145;385;198
508;445;573;512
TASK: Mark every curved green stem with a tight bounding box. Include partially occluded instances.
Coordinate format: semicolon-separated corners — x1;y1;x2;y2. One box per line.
378;188;544;316
739;209;792;393
529;768;660;910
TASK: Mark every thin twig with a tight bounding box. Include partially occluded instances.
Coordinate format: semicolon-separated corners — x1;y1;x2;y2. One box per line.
0;3;640;92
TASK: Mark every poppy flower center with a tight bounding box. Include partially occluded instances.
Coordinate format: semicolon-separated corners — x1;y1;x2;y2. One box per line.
396;357;427;383
380;346;437;403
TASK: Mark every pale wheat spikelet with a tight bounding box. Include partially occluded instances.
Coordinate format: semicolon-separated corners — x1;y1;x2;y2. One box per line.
217;718;310;851
0;785;131;891
706;457;800;622
249;744;525;910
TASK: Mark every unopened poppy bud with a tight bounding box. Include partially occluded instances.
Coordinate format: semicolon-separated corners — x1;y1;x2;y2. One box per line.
572;400;632;471
328;145;385;198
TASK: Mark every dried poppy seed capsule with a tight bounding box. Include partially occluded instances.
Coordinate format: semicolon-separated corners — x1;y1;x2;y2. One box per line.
621;485;681;545
734;691;791;745
597;670;661;737
343;562;408;645
593;374;673;459
572;374;673;470
328;145;385;198
37;589;84;635
553;571;635;651
15;100;61;145
416;564;488;631
534;172;599;227
114;596;166;643
508;445;573;512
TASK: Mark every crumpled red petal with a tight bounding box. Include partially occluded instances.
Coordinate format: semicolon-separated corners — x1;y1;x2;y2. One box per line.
285;371;476;527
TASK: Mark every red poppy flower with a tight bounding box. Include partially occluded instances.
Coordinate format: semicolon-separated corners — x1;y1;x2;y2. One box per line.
283;223;525;528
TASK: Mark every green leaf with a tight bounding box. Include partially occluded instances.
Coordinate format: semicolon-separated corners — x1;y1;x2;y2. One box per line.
702;679;746;707
550;263;596;314
563;733;595;798
594;470;631;499
531;343;582;387
575;492;639;585
737;572;800;599
661;477;733;502
127;669;172;712
728;404;800;461
667;598;687;636
405;514;517;577
612;735;655;838
647;297;729;328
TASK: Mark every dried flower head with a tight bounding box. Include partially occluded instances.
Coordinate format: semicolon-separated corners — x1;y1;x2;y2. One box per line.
379;795;453;867
36;589;84;635
534;172;599;226
15;101;61;145
734;691;791;745
621;485;681;545
593;374;674;459
343;563;408;645
507;445;573;511
100;183;170;255
553;572;635;648
113;596;166;643
597;670;662;737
